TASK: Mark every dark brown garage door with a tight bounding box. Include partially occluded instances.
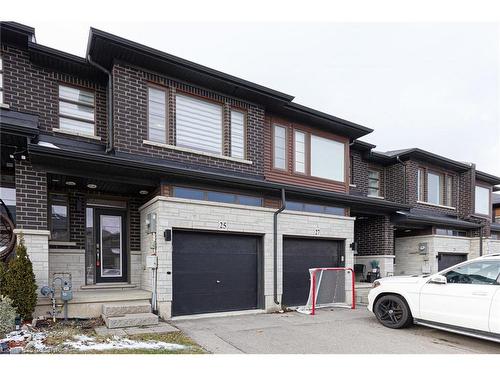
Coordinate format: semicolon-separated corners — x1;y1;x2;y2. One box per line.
172;230;261;316
438;253;467;271
282;237;344;307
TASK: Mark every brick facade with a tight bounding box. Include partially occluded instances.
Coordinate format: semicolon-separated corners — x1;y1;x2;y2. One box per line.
1;44;108;145
14;159;47;230
354;215;394;256
112;64;265;176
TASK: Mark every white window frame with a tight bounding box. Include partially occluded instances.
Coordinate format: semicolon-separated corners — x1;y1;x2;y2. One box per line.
294;130;306;174
58;84;96;136
427;171;443;206
475;185;491;216
230;109;246;159
310;135;345;182
273;124;287;170
147;86;167;144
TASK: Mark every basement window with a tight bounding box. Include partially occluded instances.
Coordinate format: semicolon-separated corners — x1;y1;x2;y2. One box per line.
50;194;69;241
58;85;96;136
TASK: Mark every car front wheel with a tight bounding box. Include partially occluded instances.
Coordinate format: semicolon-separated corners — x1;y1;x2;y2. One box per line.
374;294;413;329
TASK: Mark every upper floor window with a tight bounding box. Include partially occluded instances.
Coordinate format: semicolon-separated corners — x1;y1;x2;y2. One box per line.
273;125;287;169
230;110;245;159
294;130;306;173
148;86;167;143
427;171;443;205
492;232;500;240
0;56;3;104
418;168;454;207
50;193;69;242
475;185;491;216
58;85;95;136
417;168;425;201
368;169;381;197
310;135;344;182
175;94;223;155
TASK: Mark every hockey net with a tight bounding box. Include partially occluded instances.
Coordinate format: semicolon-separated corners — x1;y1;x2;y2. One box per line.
297;267;356;315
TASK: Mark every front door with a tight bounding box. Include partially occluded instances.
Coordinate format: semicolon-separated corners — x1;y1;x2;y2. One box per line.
95;209;127;283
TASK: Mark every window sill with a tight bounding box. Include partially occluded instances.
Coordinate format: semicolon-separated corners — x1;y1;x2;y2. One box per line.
0;103;10;109
417;201;456;210
368;194;385;199
143;140;253;165
49;241;77;246
53;128;101;140
349;184;357;188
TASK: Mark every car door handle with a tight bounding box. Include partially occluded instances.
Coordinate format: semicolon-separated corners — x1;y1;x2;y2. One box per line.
472;291;488;296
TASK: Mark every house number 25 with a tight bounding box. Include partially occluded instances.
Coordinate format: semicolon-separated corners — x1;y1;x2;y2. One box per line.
218;221;228;230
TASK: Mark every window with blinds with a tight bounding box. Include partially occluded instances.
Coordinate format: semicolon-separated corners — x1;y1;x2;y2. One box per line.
0;56;3;104
58;85;95;135
148;87;167;143
175;94;223;154
230;110;245;159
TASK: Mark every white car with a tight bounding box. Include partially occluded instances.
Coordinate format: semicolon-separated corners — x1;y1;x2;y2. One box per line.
368;253;500;343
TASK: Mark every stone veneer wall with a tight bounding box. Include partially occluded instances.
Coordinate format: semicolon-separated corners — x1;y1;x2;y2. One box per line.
394;235;483;275
140;196;355;319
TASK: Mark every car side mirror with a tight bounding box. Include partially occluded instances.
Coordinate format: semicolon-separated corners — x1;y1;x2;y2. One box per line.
429;275;447;285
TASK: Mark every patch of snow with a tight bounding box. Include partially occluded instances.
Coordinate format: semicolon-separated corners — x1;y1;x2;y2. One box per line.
1;330;47;352
63;335;186;352
37;141;60;149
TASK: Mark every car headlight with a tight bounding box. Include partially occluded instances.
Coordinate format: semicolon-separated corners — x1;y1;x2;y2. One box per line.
372;280;381;288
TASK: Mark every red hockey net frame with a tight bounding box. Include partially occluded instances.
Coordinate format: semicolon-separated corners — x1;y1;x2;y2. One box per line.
310;267;356;315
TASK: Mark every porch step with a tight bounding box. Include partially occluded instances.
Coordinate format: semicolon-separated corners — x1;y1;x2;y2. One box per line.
355;283;372;305
103;312;159;329
102;301;151;317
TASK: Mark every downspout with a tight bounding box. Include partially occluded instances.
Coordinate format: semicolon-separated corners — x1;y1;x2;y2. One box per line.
273;188;286;305
87;56;114;154
396;156;407;203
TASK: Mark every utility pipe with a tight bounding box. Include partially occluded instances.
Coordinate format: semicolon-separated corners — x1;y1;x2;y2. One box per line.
273;188;286;305
87;56;114;154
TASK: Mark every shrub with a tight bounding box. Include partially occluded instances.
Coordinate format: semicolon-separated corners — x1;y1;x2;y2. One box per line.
0;296;16;336
0;262;6;297
3;235;38;320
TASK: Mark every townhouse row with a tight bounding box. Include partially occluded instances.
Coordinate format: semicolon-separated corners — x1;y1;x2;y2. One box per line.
1;22;499;319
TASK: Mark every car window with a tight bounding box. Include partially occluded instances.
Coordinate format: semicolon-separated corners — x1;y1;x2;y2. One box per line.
444;261;500;285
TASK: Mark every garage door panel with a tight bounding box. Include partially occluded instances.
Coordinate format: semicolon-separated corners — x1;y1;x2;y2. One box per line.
173;230;260;316
283;237;343;307
174;290;258;316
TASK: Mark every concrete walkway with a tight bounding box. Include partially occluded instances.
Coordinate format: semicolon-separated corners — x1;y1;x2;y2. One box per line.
172;308;500;354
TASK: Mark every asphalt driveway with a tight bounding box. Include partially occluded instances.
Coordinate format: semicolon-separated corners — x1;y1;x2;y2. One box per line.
172;308;500;354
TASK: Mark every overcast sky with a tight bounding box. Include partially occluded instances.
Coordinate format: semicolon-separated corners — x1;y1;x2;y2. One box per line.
28;22;500;176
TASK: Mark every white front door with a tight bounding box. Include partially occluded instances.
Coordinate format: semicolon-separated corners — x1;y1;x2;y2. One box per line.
419;260;500;332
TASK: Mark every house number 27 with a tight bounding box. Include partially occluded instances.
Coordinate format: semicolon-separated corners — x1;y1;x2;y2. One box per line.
218;221;228;230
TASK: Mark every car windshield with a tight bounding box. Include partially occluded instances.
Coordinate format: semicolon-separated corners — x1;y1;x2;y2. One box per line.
444;261;500;285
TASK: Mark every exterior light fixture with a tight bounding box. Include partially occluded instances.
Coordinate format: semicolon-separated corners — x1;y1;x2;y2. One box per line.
139;190;149;195
65;181;76;186
87;184;97;189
